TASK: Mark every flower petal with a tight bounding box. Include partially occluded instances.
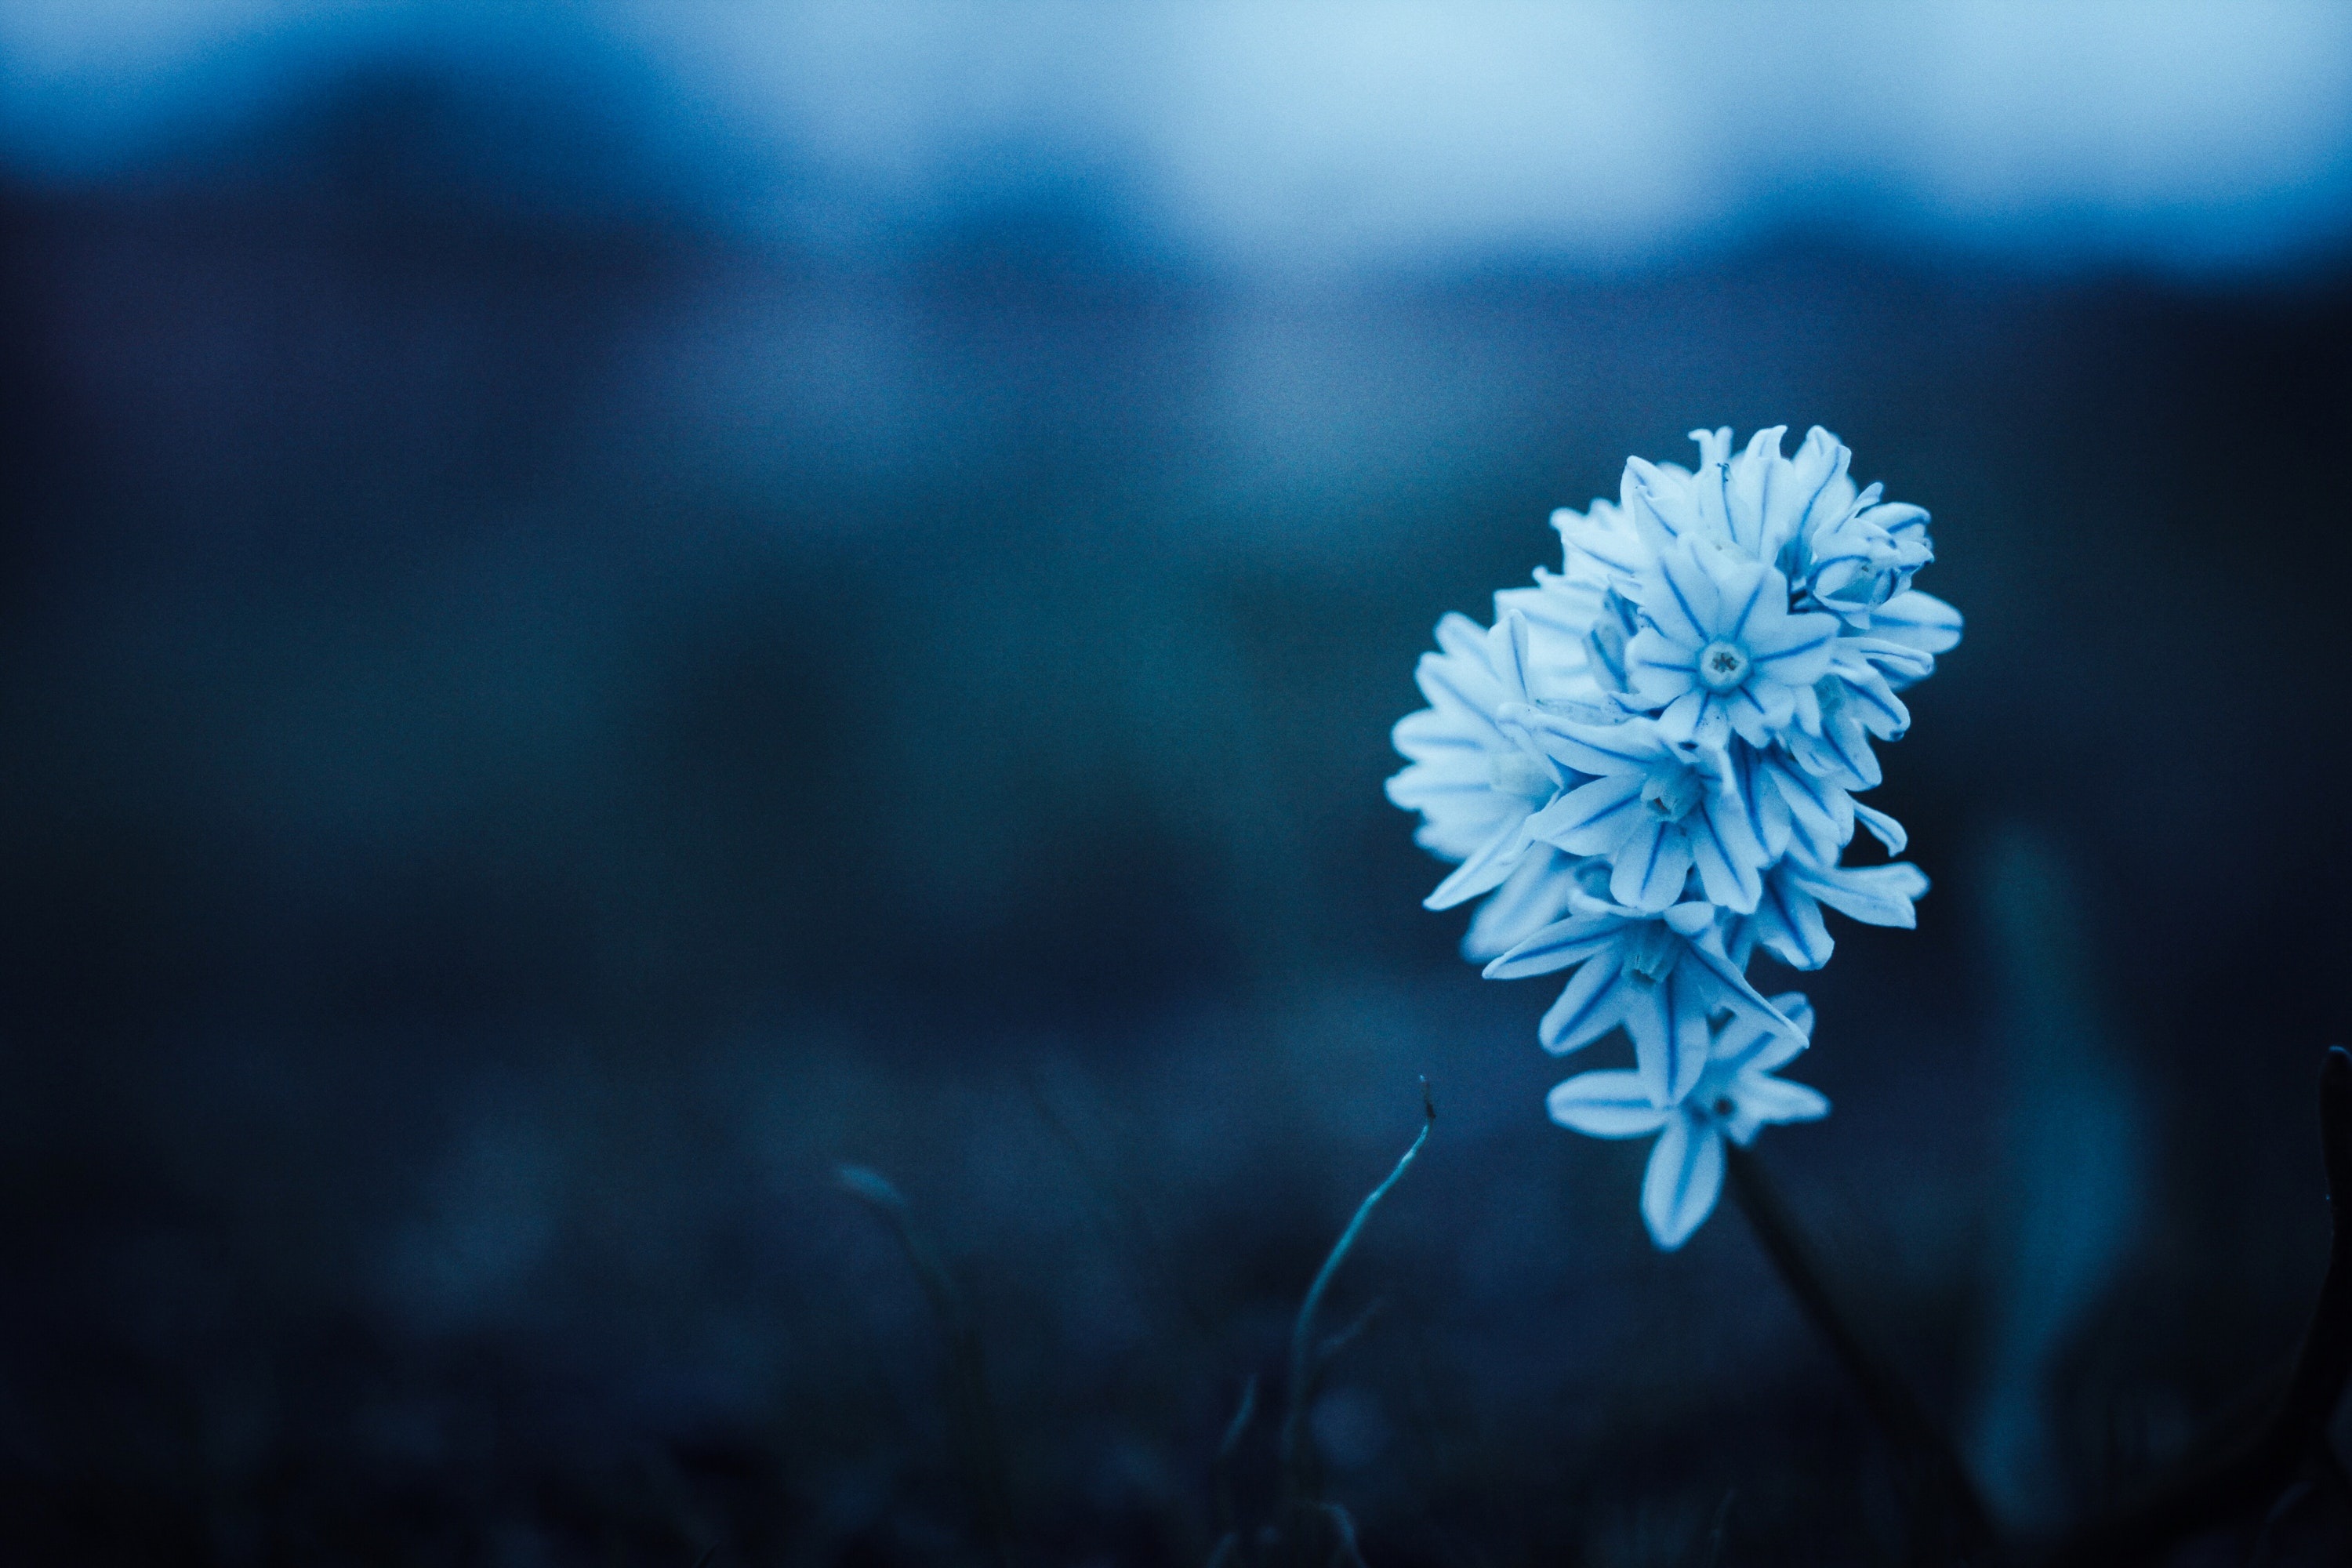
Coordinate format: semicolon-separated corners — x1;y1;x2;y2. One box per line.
1870;590;1962;656
1650;689;1707;749
1610;818;1693;913
1766;750;1856;855
1547;1071;1673;1138
1726;1075;1830;1145
1687;790;1765;913
1789;710;1882;792
1626;456;1708;551
1725;426;1787;559
1752;872;1834;970
1744;608;1839;684
1676;931;1802;1049
1648;539;1725;647
1423;814;1533;909
1832;661;1911;741
1461;847;1581;961
1788;427;1855;546
1793;861;1929;928
1483;912;1625;978
1642;1116;1726;1250
1688;695;1733;753
1540;955;1632;1054
1512;708;1671;776
1852;800;1907;855
1624;965;1711;1105
1552;501;1648;586
1712;989;1813;1073
1661;900;1717;937
1726;684;1787;749
1837;636;1935;683
1624;628;1700;707
1526;772;1649;855
1709;553;1776;643
1767;992;1817;1041
1486;612;1534;706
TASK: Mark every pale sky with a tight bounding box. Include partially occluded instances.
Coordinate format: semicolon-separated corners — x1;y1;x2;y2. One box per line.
4;1;2348;271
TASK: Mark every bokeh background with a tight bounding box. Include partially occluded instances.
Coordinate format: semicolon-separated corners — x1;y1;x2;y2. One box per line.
3;4;2351;1563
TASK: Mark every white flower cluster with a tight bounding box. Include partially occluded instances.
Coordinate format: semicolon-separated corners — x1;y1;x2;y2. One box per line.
1388;427;1960;1248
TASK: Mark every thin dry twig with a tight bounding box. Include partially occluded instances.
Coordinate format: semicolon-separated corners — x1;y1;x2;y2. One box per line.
1279;1080;1436;1508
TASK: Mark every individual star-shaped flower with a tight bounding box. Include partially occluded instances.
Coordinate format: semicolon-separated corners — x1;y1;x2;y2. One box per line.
1385;612;1570;912
1735;848;1929;971
1784;636;1933;789
1504;707;1766;913
1546;995;1828;1250
1802;495;1933;625
1744;742;1861;868
1624;538;1838;753
1485;888;1798;1107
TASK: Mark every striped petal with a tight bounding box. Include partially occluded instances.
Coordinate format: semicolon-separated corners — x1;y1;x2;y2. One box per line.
1547;1071;1674;1138
1610;818;1693;913
1646;539;1724;648
1624;966;1711;1106
1642;1117;1726;1250
1753;872;1834;970
1723;1076;1830;1145
1512;708;1673;776
1539;955;1633;1054
1526;772;1649;855
1870;590;1962;655
1794;861;1928;928
1461;848;1580;962
1423;814;1533;909
1688;789;1766;913
1484;911;1628;978
1744;607;1838;682
1852;800;1907;855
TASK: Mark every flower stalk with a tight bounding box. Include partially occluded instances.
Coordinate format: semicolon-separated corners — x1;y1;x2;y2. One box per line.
1723;1144;1994;1559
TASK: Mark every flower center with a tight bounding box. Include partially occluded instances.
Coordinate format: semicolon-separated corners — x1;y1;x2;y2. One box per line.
1623;920;1682;988
1696;640;1751;694
1486;750;1553;801
1640;767;1701;825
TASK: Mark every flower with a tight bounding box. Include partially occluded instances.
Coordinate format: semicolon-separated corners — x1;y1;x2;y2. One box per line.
1385;613;1569;913
1483;885;1798;1107
1737;849;1929;971
1388;425;1955;1247
1546;996;1828;1249
1506;708;1766;913
1624;539;1840;753
1783;636;1933;789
